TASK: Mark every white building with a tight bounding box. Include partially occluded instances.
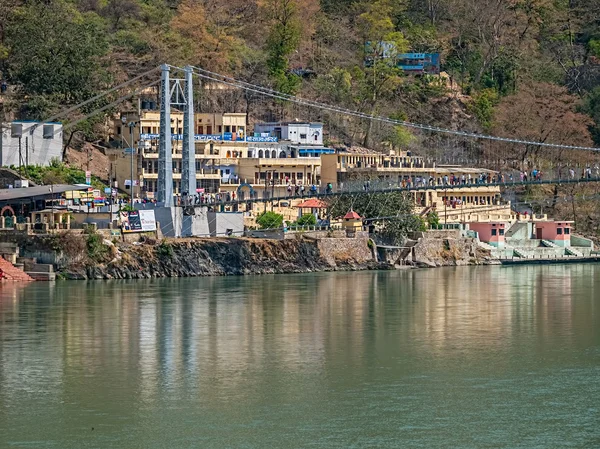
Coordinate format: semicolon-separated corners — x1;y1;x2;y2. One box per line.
254;122;324;146
0;121;63;167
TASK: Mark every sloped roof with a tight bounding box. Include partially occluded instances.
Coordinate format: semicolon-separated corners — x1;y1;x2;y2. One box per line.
344;210;362;220
296;198;328;209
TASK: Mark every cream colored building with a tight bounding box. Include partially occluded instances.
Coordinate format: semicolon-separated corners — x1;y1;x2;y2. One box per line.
220;157;322;199
321;151;512;223
112;111;249;197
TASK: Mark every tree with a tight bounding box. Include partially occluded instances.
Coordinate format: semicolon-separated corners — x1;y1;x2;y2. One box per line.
490;82;594;166
327;192;423;244
295;214;317;226
256;211;284;229
5;1;110;105
583;87;600;146
356;0;409;147
171;0;245;73
263;0;302;94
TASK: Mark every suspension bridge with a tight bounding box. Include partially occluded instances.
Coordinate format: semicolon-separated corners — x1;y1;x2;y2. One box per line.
28;63;600;233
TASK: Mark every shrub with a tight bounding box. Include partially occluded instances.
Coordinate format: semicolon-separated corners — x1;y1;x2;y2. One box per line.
295;214;317;227
256;211;284;229
86;232;108;261
157;240;174;258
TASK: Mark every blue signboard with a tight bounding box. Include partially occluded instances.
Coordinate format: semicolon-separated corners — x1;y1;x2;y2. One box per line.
247;136;278;143
139;133;279;143
140;133;223;141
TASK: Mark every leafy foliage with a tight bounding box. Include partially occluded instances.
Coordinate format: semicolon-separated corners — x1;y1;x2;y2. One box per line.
6;1;110;110
327;192;424;244
256;211;284;229
85;231;109;262
294;214;317;227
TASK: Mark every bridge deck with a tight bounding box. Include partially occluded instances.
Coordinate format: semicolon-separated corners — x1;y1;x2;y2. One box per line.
186;177;600;208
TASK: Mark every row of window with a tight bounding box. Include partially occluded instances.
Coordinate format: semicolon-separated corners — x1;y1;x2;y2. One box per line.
142;160;217;173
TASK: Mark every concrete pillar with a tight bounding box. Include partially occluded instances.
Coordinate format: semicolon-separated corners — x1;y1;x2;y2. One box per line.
182;66;196;199
157;64;173;207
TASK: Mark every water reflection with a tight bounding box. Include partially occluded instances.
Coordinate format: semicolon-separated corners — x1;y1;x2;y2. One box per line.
0;266;599;448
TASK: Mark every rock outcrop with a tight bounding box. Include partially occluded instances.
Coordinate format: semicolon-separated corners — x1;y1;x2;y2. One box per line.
61;237;382;280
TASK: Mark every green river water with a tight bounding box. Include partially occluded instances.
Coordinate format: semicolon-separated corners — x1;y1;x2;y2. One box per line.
0;265;599;448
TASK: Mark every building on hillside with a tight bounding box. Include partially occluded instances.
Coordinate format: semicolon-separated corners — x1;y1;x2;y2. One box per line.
321;151;511;223
220;156;322;200
364;41;441;75
1;121;63;168
254;122;324;146
111;111;250;198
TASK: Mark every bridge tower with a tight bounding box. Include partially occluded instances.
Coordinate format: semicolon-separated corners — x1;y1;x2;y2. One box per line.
181;66;196;201
158;64;173;207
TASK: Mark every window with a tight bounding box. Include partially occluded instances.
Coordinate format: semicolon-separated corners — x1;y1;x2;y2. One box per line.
225;125;231;133
225;169;230;175
564;228;570;235
218;125;222;133
117;126;122;135
557;228;563;235
491;229;497;236
43;124;55;139
499;229;505;236
300;134;307;139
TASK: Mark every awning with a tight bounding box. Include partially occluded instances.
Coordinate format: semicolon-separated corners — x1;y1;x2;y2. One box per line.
0;185;90;203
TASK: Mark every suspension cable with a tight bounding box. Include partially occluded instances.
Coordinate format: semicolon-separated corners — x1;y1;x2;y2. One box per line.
169;65;600;152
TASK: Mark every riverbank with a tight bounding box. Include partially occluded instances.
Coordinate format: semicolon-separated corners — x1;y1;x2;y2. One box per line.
0;231;500;280
58;235;384;280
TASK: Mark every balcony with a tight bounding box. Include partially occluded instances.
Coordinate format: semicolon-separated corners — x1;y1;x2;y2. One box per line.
142;169;221;180
253;157;320;167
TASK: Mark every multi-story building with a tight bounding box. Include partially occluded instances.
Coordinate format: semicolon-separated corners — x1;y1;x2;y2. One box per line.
321;151;512;223
220;156;322;199
111;111;249;197
254;121;324;146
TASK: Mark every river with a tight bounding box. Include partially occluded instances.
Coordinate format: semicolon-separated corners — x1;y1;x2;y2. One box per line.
1;266;599;448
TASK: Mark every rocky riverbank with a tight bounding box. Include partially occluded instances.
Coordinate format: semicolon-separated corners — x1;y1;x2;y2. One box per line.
0;231;498;281
59;236;384;280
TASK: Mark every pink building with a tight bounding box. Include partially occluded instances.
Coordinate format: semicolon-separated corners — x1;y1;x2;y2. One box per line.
469;222;506;248
535;221;572;247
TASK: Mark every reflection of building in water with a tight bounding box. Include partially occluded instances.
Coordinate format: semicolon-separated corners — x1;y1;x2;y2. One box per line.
2;267;596;416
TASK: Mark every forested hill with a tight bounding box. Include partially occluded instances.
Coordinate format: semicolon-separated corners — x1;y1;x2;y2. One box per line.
1;0;600;152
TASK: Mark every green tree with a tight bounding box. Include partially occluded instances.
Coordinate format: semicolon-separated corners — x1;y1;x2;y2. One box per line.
5;1;110;107
263;0;302;94
256;211;284;229
356;0;409;147
295;214;317;226
327;191;423;244
583;87;600;146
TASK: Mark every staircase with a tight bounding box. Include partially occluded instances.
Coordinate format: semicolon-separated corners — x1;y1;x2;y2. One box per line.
541;240;559;248
513;248;529;259
505;222;529;239
565;247;583;257
0;257;34;282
